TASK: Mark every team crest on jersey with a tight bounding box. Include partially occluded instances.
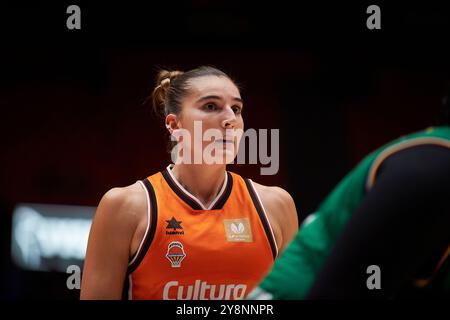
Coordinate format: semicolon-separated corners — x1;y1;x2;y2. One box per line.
166;216;184;235
166;241;186;268
223;218;253;242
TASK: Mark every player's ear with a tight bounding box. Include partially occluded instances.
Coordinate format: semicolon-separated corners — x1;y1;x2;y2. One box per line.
165;114;180;133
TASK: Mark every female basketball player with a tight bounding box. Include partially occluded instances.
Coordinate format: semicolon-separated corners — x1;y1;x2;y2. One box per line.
80;66;298;300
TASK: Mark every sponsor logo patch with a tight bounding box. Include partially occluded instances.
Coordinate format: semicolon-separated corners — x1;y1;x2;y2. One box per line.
223;218;252;242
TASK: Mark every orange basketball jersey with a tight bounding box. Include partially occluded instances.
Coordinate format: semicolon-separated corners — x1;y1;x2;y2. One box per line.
123;164;278;300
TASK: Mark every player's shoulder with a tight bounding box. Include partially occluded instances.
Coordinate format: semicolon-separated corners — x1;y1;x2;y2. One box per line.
250;181;299;251
225;171;296;214
251;181;298;227
251;181;295;209
102;182;143;205
97;181;146;222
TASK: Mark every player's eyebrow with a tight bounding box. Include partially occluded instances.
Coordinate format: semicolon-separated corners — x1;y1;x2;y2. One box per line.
196;95;243;103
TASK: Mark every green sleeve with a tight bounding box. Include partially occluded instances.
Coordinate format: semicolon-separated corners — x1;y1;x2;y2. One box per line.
249;163;370;300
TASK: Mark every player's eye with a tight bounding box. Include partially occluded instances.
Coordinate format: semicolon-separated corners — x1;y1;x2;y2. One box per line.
232;105;242;114
204;103;218;111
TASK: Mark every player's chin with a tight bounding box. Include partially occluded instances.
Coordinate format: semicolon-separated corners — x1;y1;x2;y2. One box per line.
224;150;237;165
213;149;236;165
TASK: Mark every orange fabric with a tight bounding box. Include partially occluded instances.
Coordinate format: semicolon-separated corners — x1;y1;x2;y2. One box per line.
128;170;276;300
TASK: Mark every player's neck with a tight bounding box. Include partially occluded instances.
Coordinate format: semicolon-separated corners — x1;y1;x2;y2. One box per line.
171;164;226;208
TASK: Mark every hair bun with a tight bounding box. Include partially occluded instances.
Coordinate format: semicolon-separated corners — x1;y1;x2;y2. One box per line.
160;78;170;87
151;70;183;117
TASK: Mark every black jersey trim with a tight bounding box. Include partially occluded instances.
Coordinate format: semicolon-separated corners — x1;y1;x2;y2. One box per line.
244;179;278;260
162;169;203;210
211;172;233;210
161;168;233;210
127;178;158;274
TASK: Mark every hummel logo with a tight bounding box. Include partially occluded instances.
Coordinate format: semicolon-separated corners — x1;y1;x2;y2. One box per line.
166;217;184;235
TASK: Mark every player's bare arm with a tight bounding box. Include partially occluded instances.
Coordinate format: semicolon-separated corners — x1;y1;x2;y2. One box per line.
80;183;145;299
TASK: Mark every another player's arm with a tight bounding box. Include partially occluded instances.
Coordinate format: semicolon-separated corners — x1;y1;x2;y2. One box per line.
80;187;140;300
254;183;299;253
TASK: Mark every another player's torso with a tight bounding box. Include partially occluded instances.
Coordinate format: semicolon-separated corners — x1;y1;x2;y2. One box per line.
252;127;450;299
124;165;278;300
321;126;450;292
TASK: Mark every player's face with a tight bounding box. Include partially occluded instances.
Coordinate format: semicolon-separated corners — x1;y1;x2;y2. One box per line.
179;76;244;164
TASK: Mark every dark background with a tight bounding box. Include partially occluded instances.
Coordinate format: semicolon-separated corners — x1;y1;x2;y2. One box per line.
1;1;449;299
